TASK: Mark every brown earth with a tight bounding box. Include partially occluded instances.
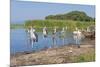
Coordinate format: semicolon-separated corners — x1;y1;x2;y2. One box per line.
10;39;95;67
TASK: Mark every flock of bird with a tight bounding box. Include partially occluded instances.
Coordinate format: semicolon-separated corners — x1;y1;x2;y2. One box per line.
27;26;84;49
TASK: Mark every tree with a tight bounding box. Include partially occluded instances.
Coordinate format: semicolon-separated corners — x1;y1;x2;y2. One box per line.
45;11;94;22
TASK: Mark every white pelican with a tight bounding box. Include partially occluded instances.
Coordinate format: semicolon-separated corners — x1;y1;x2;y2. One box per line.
61;27;65;33
28;26;38;48
60;27;65;45
52;27;57;47
87;27;91;32
43;26;48;38
73;27;82;48
54;26;57;34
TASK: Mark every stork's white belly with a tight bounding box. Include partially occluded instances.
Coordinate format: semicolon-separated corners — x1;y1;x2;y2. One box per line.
73;31;82;40
43;31;47;35
30;33;36;39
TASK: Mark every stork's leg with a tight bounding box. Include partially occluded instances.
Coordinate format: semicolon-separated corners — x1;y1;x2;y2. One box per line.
31;39;34;49
54;38;56;47
75;38;77;45
62;38;65;46
35;39;38;50
77;39;80;48
52;38;55;47
29;38;31;45
55;38;57;47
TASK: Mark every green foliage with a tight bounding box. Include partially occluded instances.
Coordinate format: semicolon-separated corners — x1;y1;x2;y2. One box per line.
75;52;95;62
25;19;95;31
45;11;94;22
12;11;95;30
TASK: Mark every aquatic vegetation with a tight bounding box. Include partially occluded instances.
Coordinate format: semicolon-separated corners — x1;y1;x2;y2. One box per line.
24;20;95;31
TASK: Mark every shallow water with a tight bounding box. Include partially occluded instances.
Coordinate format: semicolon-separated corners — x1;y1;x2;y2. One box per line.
10;29;76;54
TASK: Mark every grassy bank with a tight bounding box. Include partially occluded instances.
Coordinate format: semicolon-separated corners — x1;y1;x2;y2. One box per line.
74;51;95;62
11;20;95;32
25;20;95;31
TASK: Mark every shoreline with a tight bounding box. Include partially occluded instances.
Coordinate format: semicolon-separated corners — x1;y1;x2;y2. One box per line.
10;39;95;67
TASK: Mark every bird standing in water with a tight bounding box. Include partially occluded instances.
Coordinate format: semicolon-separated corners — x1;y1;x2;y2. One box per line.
61;27;65;45
52;27;57;47
43;26;48;38
73;27;82;48
27;26;38;49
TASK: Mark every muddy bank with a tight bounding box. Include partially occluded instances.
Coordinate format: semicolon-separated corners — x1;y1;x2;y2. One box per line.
10;39;95;67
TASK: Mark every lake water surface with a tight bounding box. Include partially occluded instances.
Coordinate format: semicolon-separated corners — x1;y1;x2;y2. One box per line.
10;29;76;54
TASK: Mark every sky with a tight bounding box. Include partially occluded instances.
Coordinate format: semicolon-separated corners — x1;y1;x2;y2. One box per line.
11;0;95;24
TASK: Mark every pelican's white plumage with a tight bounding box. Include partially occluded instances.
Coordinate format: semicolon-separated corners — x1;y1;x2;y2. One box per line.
29;27;36;40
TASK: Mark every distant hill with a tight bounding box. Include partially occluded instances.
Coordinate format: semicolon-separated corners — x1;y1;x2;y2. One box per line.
45;11;95;21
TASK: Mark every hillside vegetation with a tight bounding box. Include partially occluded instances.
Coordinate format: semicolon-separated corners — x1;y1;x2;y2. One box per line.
25;11;95;31
11;11;95;31
45;11;95;22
